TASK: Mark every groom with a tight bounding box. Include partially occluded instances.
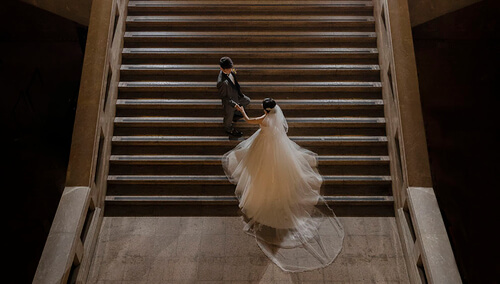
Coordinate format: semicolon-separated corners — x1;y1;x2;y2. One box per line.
217;56;250;137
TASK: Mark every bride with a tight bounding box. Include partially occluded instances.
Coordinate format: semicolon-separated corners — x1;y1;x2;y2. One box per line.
222;98;344;272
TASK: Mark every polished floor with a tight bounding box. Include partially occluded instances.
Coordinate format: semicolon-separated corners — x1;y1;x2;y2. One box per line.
87;216;409;283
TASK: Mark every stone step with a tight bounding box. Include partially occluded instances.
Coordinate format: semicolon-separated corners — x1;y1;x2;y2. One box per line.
109;164;389;176
115;98;384;117
112;116;386;136
103;194;394;217
123;31;377;48
121;47;379;65
119;64;381;82
118;81;382;94
125;15;375;32
112;135;388;145
116;98;383;109
106;174;393;205
121;64;381;73
110;154;388;165
106;182;392;197
117;81;382;101
108;154;390;175
113;126;386;136
105;195;393;205
103;201;395;217
118;91;382;100
127;1;374;16
107;174;391;185
114;116;385;127
111;135;389;155
116;109;384;118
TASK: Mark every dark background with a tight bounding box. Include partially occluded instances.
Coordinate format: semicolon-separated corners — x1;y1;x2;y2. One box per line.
1;1;86;283
2;0;497;283
412;1;499;282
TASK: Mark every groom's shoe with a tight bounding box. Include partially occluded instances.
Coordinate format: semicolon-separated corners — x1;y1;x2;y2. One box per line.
226;128;243;137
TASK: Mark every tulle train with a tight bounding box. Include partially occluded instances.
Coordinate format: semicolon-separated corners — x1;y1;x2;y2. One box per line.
222;106;344;272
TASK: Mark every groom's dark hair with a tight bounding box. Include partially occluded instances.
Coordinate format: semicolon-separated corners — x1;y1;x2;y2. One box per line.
219;57;233;69
263;98;276;113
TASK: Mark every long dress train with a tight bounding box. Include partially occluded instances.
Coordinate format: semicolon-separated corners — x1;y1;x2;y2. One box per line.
222;105;344;272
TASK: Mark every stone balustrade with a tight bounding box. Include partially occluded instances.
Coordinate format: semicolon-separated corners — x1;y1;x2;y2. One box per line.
373;0;461;283
33;0;127;282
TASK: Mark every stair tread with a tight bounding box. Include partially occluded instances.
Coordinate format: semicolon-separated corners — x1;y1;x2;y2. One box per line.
123;47;378;53
108;174;391;178
111;135;388;150
115;116;384;122
110;154;390;164
107;174;392;183
127;15;375;21
112;135;388;142
125;31;376;37
113;117;385;129
128;1;374;7
121;64;380;70
106;195;393;202
118;81;381;87
116;99;384;108
116;98;384;103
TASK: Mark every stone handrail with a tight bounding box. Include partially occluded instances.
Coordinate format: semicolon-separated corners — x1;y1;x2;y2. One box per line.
373;0;462;283
32;0;127;282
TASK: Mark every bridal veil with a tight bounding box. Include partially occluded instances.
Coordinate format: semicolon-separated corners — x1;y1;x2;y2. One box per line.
222;105;344;272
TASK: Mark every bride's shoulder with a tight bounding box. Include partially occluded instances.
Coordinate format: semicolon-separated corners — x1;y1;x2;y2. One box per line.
258;114;269;126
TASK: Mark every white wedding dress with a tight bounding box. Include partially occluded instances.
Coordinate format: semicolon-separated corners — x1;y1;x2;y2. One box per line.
222;105;344;272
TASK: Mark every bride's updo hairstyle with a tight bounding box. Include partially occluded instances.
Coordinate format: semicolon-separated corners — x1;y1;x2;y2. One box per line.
263;98;276;113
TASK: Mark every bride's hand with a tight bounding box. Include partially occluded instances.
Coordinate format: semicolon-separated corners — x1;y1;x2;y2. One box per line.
235;104;242;111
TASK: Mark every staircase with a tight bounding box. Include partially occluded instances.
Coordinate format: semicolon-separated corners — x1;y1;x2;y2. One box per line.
105;0;393;217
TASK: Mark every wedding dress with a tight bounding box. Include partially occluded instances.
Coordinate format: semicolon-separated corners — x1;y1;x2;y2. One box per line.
222;105;344;272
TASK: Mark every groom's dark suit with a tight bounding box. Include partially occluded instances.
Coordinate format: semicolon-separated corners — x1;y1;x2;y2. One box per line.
217;70;250;132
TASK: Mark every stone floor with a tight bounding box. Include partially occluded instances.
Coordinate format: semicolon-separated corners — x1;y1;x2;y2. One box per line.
87;216;410;283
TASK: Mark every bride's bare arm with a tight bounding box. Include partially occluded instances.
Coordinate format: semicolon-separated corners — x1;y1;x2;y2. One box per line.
235;104;266;125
